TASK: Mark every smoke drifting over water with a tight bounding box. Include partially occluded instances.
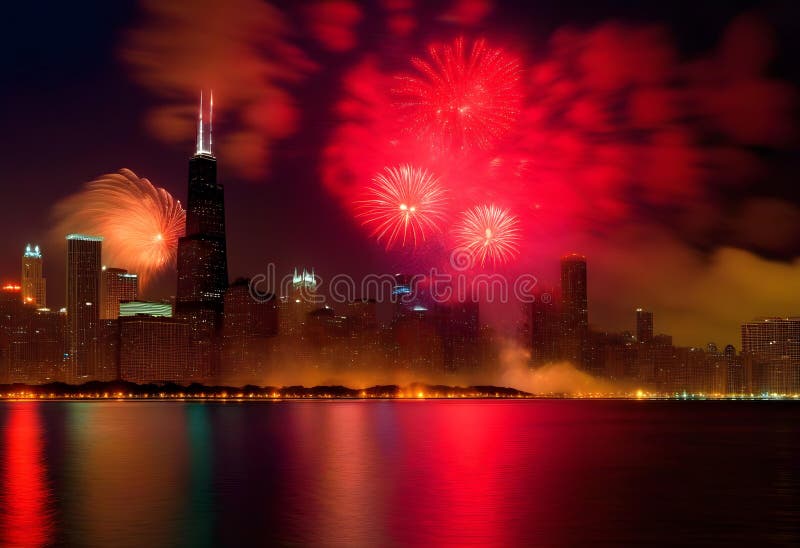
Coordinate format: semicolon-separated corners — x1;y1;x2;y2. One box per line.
492;341;624;395
239;339;624;396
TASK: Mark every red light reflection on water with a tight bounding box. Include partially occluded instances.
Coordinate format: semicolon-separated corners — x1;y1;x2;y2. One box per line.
281;400;567;545
1;403;52;547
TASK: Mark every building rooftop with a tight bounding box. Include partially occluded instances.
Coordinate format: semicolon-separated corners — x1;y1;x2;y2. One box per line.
66;234;104;242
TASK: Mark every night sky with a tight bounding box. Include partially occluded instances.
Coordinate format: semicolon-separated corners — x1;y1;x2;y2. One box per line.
1;0;799;347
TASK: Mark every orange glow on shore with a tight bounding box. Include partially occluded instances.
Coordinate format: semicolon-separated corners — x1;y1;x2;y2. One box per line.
0;391;798;401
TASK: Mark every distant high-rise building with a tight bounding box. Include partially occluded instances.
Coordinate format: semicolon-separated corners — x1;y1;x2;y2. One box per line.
175;91;228;381
101;267;138;320
119;315;189;384
741;317;800;394
636;309;653;344
0;284;24;383
560;254;589;371
66;234;102;381
724;344;744;394
278;268;318;336
21;244;46;307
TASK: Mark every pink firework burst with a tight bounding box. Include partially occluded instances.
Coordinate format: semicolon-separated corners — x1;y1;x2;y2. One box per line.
357;165;448;250
454;204;521;267
394;37;523;152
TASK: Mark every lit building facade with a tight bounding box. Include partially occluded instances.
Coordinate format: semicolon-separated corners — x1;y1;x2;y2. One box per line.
101;267;138;320
21;244;46;307
741;317;800;394
0;284;24;383
119;315;189;383
66;234;102;381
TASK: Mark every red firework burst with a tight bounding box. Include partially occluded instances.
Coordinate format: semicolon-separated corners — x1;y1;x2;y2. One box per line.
394;37;523;152
454;204;521;267
357;165;448;250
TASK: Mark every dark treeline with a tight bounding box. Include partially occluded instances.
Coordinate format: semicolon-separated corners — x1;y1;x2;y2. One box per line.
0;380;531;398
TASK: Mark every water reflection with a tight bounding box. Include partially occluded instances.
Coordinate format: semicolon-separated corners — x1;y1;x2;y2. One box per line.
0;402;53;548
62;403;189;546
0;400;797;546
183;404;213;547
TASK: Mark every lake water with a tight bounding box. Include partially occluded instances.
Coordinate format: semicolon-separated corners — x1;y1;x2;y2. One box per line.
0;400;798;547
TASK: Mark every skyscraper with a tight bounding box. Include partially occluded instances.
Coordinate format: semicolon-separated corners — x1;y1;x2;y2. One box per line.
636;308;654;344
560;254;589;371
101;267;138;320
21;244;46;307
175;91;228;381
66;234;102;380
278;267;318;336
0;284;24;383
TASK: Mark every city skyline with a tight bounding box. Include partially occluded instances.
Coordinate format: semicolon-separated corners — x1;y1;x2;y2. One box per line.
0;136;795;394
1;3;799;546
1;0;799;349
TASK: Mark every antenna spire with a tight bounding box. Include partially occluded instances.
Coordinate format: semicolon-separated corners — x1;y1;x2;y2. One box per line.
209;90;213;154
196;90;204;155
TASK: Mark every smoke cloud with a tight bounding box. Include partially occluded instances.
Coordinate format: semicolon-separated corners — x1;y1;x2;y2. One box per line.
121;0;314;180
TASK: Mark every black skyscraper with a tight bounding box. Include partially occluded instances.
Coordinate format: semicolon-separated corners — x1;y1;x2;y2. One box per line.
175;91;228;381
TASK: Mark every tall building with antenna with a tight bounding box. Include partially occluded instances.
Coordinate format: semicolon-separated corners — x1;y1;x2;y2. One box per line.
21;244;46;307
175;91;229;381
